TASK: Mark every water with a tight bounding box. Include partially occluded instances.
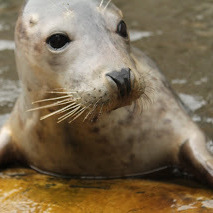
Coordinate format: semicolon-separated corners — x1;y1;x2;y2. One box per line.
0;0;21;119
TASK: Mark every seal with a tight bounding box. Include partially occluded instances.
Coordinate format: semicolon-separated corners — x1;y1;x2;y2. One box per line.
0;0;213;186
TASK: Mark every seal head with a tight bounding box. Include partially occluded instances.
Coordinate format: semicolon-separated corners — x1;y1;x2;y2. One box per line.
15;0;150;123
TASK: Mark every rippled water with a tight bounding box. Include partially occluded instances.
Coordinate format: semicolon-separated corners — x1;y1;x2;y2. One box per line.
0;0;212;141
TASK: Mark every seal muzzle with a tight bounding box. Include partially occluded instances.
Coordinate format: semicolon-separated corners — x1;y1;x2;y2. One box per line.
106;68;132;98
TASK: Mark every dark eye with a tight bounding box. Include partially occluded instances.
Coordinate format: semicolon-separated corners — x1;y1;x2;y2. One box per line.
46;34;71;50
116;20;128;38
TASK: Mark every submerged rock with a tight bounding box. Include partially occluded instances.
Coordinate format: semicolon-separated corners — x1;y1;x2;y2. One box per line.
0;168;212;212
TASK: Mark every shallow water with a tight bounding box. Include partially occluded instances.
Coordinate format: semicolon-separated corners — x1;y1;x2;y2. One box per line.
0;0;213;212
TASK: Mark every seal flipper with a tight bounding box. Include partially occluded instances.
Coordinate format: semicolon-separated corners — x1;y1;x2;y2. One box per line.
179;132;213;187
0;126;15;167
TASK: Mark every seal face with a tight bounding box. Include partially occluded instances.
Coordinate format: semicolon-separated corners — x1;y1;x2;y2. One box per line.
0;0;213;186
15;0;147;123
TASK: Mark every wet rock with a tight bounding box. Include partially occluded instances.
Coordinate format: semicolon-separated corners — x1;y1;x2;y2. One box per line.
0;168;213;212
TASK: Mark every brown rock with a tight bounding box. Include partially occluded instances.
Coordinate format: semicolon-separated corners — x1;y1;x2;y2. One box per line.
0;168;213;212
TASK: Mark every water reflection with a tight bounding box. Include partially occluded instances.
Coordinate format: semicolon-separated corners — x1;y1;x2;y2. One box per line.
0;40;14;51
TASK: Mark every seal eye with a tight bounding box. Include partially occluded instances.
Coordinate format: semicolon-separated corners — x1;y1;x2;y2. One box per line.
46;34;71;50
117;20;128;38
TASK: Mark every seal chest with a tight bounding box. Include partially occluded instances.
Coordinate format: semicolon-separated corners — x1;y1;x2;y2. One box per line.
0;0;213;186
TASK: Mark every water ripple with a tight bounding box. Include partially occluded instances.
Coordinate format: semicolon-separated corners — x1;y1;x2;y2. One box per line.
0;79;20;108
178;93;207;112
0;40;15;51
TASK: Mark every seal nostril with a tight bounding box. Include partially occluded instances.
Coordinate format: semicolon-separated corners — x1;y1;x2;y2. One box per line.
106;68;131;98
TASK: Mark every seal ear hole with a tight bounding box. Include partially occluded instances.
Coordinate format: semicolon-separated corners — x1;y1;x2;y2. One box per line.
116;20;128;38
46;33;71;50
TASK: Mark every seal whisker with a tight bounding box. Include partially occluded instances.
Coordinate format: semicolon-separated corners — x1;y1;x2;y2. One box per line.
28;98;75;112
140;86;155;94
32;95;74;104
68;107;86;124
103;0;112;11
84;109;93;122
40;103;78;121
83;104;93;122
99;103;104;117
59;103;79;114
68;107;84;120
99;0;104;8
139;92;152;111
84;99;102;122
142;92;153;104
90;106;98;122
90;98;102;122
58;104;81;120
138;99;143;114
57;105;81;123
133;99;143;116
57;105;81;119
47;91;77;94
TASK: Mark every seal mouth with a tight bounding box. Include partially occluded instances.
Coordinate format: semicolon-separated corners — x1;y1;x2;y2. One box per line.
27;72;151;124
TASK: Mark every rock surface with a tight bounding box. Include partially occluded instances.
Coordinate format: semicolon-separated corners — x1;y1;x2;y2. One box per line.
0;168;213;212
